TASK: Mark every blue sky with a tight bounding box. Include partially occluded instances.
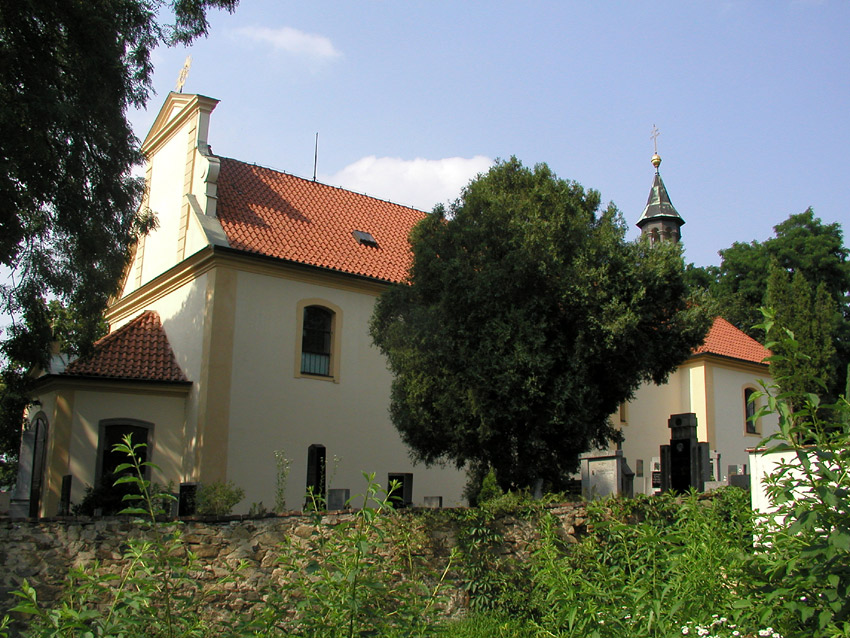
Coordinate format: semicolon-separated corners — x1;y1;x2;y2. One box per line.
131;1;850;269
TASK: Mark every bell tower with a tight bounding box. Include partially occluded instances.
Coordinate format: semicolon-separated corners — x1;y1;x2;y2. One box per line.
636;131;684;243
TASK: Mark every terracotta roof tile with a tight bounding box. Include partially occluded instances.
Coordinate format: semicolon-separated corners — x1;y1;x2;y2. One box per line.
693;317;770;365
64;311;188;382
216;157;426;283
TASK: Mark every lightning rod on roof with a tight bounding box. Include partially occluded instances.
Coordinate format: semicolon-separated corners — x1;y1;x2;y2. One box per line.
313;132;319;181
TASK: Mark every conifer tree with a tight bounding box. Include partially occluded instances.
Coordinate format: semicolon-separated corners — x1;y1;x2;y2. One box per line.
766;264;837;401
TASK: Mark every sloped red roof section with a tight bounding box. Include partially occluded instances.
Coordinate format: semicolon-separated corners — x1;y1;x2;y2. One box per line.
693;317;770;365
64;311;188;382
216;157;427;284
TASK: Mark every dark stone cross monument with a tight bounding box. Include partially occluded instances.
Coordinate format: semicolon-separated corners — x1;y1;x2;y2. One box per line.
659;413;711;493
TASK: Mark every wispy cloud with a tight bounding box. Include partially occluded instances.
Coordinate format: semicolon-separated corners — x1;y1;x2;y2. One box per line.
234;26;342;61
323;156;493;212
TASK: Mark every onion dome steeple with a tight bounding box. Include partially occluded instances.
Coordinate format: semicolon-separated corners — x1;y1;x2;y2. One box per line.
636;130;684;243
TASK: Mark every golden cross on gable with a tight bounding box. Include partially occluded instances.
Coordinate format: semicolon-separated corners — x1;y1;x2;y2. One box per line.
175;55;192;93
650;124;661;154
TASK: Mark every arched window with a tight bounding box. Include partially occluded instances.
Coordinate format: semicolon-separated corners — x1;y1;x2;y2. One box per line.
650;228;660;244
96;419;154;485
28;415;49;518
305;444;326;508
301;306;333;376
744;388;758;434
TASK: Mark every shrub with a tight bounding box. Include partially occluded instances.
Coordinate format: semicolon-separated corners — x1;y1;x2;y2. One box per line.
531;488;754;637
477;467;503;504
194;480;245;516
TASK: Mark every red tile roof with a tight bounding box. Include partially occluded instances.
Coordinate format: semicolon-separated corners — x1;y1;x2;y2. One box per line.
693;317;770;365
63;311;188;382
216;157;427;283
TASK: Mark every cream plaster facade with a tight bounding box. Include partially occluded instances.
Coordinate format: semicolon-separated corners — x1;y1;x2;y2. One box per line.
619;354;778;495
18;93;466;517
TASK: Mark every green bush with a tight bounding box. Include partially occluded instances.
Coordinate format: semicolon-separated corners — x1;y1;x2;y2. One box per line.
194;480;245;516
530;488;755;637
476;467;503;504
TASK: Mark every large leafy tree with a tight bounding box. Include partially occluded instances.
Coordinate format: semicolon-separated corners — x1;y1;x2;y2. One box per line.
0;0;238;458
689;209;849;396
370;158;711;491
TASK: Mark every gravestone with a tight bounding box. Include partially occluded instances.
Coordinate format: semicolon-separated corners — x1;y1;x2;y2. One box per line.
659;413;710;492
423;496;443;509
580;449;634;500
327;488;350;511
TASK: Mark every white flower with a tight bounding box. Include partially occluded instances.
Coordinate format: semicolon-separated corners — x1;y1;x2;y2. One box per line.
682;627;690;635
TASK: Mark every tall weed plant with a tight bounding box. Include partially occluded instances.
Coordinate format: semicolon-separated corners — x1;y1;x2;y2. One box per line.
531;488;753;638
4;435;223;637
735;311;850;637
238;473;452;637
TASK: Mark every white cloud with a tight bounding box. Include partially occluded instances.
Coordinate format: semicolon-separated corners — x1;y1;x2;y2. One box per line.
322;155;493;212
234;26;341;61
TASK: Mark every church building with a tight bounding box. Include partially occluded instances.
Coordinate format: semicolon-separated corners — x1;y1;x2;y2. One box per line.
617;151;777;494
11;93;775;517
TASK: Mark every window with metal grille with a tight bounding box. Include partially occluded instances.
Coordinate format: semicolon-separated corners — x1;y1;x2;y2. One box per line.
301;305;333;376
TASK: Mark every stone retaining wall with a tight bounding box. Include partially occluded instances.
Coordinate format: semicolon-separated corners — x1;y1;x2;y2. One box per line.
0;503;588;621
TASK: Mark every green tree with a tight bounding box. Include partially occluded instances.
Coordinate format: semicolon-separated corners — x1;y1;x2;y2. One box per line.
0;0;239;457
693;209;849;396
370;158;711;492
766;265;837;402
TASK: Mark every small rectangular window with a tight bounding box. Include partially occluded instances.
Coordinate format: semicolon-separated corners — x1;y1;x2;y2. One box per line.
306;444;327;508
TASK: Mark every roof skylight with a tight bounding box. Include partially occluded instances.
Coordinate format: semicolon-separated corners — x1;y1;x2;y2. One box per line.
352;230;379;248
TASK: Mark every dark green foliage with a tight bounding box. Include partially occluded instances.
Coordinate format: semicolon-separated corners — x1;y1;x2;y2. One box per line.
194;480;245;516
0;452;16;490
72;471;140;517
692;209;850;396
371;158;710;492
0;0;239;459
766;267;838;401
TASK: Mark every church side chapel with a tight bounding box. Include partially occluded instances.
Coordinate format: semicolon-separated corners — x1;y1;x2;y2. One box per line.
12;94;776;517
595;149;778;498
